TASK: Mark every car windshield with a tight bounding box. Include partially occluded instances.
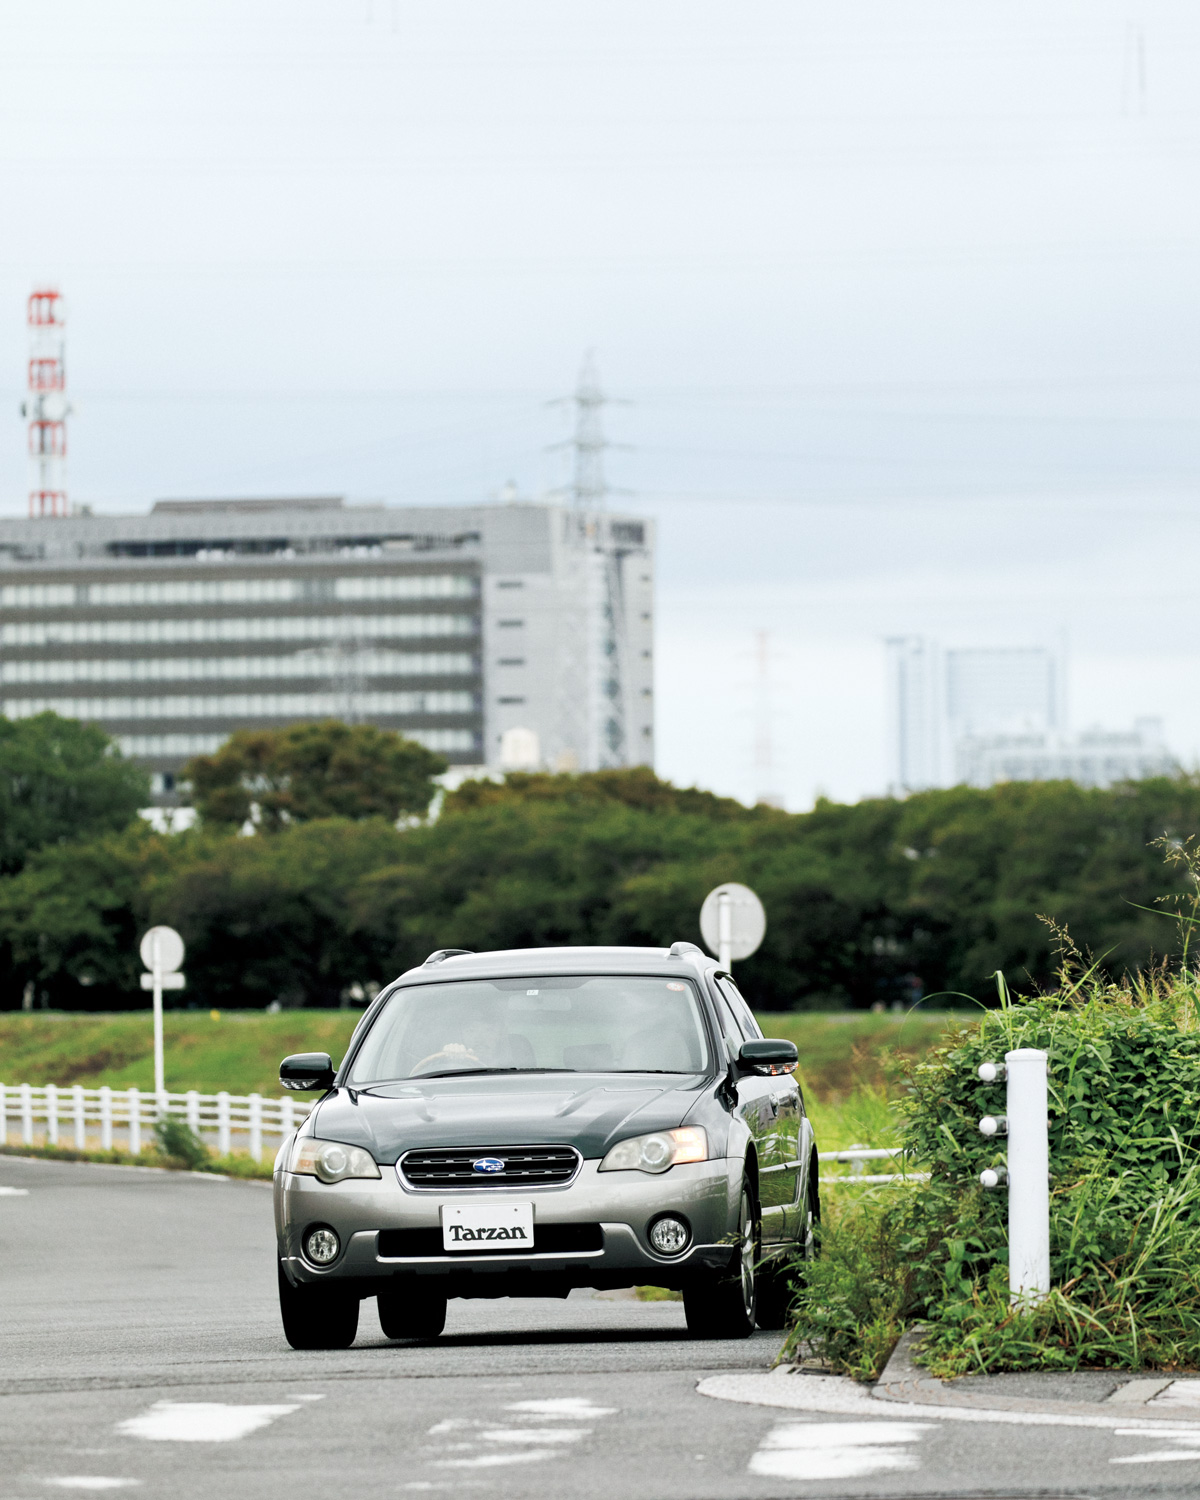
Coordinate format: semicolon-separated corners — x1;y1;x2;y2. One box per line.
347;974;711;1084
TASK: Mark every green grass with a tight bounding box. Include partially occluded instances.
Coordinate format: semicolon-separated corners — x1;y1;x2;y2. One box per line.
0;1008;959;1119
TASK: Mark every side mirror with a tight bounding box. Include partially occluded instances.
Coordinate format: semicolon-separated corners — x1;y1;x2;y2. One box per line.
279;1052;336;1092
736;1039;798;1077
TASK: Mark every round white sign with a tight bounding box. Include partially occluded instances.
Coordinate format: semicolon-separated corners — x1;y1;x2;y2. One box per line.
699;882;766;962
140;925;185;975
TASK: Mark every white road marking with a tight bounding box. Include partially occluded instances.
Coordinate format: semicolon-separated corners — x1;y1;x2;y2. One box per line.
116;1401;300;1442
1112;1427;1200;1464
433;1451;557;1468
503;1398;616;1418
478;1428;588;1445
0;1186;30;1196
750;1420;931;1481
43;1482;140;1491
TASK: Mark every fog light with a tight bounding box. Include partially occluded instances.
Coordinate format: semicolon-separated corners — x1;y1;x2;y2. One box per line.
648;1215;690;1256
305;1226;340;1265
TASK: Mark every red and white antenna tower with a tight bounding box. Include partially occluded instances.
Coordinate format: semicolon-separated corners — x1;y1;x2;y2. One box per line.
22;288;70;518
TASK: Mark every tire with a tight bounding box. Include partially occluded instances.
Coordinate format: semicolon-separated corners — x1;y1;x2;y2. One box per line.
755;1168;820;1330
684;1173;760;1339
378;1289;448;1341
277;1261;360;1350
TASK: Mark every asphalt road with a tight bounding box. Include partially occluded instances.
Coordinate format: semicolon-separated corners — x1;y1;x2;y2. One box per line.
2;1154;1198;1500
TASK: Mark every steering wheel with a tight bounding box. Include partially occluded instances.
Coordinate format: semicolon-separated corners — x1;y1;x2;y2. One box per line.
410;1041;482;1076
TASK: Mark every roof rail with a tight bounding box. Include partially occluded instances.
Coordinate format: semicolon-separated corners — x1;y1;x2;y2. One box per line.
423;948;474;965
668;941;703;958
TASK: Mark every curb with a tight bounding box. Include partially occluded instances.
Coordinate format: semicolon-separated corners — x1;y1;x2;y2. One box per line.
870;1326;1192;1422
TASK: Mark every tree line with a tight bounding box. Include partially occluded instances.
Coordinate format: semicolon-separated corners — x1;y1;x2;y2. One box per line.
1;711;1198;1013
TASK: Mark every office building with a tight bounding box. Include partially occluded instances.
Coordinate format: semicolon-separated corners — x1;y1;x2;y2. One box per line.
957;719;1176;790
0;498;654;797
885;636;1168;792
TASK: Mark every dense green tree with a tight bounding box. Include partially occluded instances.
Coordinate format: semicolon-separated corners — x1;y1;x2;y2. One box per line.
0;713;148;876
151;818;405;1008
5;765;1200;1012
183;720;447;830
0;823;172;1009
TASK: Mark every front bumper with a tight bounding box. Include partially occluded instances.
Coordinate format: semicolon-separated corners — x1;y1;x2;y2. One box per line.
276;1157;741;1297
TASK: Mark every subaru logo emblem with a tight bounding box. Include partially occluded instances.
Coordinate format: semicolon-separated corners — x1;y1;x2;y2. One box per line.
472;1157;506;1174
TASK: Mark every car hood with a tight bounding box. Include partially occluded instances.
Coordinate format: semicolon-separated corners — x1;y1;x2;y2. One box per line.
309;1072;709;1163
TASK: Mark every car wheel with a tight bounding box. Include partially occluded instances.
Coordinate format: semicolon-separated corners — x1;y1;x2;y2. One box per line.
755;1168;820;1330
378;1288;448;1340
277;1261;360;1350
683;1173;759;1339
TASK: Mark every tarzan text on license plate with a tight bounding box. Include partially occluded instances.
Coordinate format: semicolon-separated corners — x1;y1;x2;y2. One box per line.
441;1201;534;1252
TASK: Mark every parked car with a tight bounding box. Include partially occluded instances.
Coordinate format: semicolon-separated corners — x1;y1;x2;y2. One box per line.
273;942;819;1348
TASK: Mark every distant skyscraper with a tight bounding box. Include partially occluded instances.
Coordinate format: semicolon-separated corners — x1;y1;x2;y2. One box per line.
888;638;1062;792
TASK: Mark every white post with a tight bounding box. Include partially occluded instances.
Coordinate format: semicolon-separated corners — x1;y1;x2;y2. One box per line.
249;1093;263;1162
1006;1047;1050;1305
128;1086;141;1154
72;1084;86;1149
100;1085;113;1150
0;1084;6;1146
217;1091;231;1156
717;890;733;971
20;1083;33;1145
282;1095;296;1136
186;1090;200;1134
45;1083;58;1146
150;935;165;1100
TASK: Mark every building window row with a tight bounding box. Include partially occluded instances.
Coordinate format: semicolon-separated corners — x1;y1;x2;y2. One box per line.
115;727;479;759
0;573;478;610
0;612;477;647
0;651;477;686
2;690;478;721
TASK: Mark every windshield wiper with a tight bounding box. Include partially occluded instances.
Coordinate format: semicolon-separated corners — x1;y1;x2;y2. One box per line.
372;1067;575;1084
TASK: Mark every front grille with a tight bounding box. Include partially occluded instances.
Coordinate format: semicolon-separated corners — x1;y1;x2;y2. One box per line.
378;1223;603;1258
398;1144;581;1191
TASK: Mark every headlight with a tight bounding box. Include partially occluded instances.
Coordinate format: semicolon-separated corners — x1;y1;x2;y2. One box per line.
289;1137;381;1184
598;1127;708;1174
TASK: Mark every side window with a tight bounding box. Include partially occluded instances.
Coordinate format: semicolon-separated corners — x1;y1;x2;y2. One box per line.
710;988;744;1062
718;978;760;1040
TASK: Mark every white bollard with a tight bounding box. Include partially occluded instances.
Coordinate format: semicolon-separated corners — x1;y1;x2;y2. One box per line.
72;1084;86;1149
128;1087;141;1154
99;1085;113;1150
1005;1048;1050;1305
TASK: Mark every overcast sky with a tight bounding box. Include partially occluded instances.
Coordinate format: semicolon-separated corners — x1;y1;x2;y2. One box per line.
1;2;1198;807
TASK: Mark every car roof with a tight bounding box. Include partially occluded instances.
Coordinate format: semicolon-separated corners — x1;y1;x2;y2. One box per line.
391;944;719;989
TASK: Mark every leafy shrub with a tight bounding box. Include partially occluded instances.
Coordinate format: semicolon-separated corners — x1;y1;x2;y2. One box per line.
790;954;1200;1377
153;1117;211;1170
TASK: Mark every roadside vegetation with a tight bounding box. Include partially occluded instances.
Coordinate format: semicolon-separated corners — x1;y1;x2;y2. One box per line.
2;713;1200;1014
789;853;1200;1378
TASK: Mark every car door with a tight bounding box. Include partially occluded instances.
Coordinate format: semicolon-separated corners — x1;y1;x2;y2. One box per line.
710;978;788;1246
718;978;803;1238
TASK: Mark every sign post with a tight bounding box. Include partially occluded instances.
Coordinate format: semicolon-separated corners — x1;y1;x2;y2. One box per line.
699;883;766;971
139;926;186;1103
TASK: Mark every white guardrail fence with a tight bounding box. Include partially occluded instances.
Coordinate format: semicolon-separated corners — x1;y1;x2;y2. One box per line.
0;1084;313;1162
1;1085;929;1180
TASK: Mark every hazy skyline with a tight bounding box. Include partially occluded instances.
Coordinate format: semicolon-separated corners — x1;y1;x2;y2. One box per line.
2;2;1198;806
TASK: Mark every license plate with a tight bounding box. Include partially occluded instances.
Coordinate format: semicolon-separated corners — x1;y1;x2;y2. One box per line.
441;1201;534;1252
